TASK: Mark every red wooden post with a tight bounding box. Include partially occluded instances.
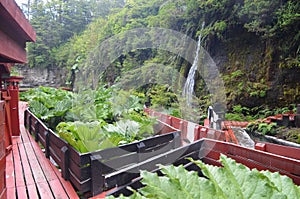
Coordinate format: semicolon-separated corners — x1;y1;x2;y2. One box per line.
255;143;266;151
193;125;200;141
3;76;23;136
1;91;12;151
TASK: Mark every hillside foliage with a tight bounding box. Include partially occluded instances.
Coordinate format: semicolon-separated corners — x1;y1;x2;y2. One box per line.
22;0;300;108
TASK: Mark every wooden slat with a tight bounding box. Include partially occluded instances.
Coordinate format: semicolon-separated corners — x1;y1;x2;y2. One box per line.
5;152;14;189
30;139;57;181
68;170;90;194
14;160;25;188
49;162;79;199
6;187;16;199
49;180;69;199
20;125;31;143
27;184;39;199
23;142;47;184
12;143;27;191
16;186;28;199
18;143;35;186
36;182;54;199
68;146;90;167
68;159;90;181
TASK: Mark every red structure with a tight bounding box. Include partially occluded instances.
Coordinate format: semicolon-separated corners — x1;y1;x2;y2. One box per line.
0;101;5;199
0;0;35;141
0;1;35;198
2;76;24;136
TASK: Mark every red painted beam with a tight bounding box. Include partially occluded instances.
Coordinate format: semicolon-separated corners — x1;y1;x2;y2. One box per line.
0;0;36;42
0;30;27;63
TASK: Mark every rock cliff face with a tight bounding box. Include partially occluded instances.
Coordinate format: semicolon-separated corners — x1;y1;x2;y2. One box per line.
207;27;300;108
14;65;67;88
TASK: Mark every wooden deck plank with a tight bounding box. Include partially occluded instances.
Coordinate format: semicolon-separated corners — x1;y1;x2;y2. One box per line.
18;143;35;186
30;139;58;181
5;152;15;189
12;140;26;189
7;187;16;199
49;179;69;199
12;136;20;145
20;125;31;144
6;102;80;199
27;184;39;199
23;142;47;184
36;182;55;199
17;186;28;199
49;162;79;199
14;160;25;188
12;142;21;162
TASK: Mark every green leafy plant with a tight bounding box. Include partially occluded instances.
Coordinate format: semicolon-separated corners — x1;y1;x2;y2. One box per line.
111;90;144;117
56;118;156;153
146;84;179;109
247;121;277;136
107;154;300;198
225;105;254;122
23;86;157;152
56;121;107;153
21;86;73;129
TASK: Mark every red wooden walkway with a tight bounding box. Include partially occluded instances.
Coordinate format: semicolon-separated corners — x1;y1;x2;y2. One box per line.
5;102;79;199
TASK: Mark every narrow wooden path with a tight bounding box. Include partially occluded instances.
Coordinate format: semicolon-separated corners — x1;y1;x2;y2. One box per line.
6;102;79;199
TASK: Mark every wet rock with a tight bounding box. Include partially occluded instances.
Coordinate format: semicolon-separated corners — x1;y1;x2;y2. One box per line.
231;127;255;148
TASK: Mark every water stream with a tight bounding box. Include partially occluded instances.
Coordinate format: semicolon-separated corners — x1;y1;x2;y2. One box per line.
182;22;205;106
181;23;256;147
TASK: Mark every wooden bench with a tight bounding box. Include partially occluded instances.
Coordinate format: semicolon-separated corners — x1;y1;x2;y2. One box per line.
5;102;79;199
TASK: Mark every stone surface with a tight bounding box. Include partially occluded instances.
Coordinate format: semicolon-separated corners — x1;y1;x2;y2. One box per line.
231;127;255;148
14;65;67;88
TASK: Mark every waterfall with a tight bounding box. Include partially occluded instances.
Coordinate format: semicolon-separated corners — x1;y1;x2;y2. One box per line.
182;22;205;106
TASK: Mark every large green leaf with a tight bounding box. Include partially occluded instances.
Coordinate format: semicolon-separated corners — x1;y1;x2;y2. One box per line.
29;101;50;119
103;119;140;145
125;111;156;137
108;155;300;199
111;91;144;117
56;122;88;152
138;165;216;199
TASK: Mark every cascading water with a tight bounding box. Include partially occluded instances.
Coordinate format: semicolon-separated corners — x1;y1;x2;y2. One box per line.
182;22;205;106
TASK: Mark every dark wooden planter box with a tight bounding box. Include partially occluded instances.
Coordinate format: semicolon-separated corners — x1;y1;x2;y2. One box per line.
106;138;300;197
24;109;181;197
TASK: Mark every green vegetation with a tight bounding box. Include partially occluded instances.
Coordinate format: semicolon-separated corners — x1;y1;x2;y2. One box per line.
21;0;300;109
246;121;277;136
107;154;300;199
21;86;157;152
20;86;73;128
226;104;296;122
276;128;300;144
246;122;300;144
25;0;125;68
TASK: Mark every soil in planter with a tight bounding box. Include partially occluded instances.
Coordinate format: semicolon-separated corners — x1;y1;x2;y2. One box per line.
276;127;300;144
